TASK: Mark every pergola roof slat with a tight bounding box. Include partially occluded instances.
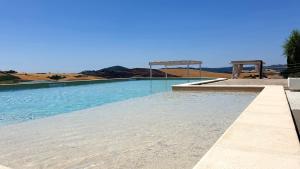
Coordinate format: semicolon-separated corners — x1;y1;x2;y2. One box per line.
149;60;202;66
149;60;202;78
230;60;265;65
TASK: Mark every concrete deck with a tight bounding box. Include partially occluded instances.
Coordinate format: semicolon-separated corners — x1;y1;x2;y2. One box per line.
204;79;288;88
193;86;300;169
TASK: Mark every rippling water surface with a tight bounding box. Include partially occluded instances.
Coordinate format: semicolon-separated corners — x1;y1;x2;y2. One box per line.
0;91;257;169
0;79;204;125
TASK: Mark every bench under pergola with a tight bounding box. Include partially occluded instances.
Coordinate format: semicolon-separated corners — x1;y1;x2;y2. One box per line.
231;60;264;79
149;60;202;78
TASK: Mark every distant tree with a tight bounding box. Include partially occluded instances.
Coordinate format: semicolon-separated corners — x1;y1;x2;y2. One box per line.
283;30;300;77
3;70;17;74
48;74;65;80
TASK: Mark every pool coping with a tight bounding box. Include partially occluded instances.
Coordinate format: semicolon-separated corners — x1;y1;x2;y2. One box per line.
172;78;264;92
172;81;300;168
172;78;227;86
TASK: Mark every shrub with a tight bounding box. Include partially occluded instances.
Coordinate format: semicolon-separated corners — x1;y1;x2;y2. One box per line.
0;73;20;82
47;74;66;80
3;70;17;74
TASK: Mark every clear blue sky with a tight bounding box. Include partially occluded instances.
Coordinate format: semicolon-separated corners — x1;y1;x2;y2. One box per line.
0;0;299;72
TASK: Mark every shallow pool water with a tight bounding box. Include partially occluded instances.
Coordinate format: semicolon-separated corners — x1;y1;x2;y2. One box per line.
0;79;204;125
0;91;257;169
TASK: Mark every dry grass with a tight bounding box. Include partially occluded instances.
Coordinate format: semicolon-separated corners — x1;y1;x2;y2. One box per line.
161;68;232;78
5;68;284;82
14;73;103;81
161;68;284;79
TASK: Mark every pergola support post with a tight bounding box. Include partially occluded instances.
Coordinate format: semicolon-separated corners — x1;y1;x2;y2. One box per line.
165;65;168;78
232;64;238;79
149;65;152;78
187;64;190;77
199;63;202;77
259;61;263;79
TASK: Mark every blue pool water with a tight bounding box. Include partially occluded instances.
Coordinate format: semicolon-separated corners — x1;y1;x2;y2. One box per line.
0;79;206;125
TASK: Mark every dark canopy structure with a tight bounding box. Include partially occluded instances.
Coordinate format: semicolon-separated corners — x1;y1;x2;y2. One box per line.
231;60;264;79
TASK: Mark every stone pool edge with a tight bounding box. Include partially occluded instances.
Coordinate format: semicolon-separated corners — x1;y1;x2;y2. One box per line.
172;82;300;168
172;78;263;92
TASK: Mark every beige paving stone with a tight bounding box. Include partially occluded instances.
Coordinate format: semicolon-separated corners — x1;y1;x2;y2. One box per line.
215;122;300;155
237;112;295;129
243;104;291;115
203;79;288;87
193;146;300;169
250;98;289;107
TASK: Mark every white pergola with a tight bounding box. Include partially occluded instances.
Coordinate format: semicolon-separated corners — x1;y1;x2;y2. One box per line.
149;60;202;78
231;60;264;79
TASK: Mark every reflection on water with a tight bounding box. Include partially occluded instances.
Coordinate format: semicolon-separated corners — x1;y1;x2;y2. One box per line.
149;78;193;93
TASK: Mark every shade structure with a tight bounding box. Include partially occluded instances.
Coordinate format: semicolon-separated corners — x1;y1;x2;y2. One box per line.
149;60;202;78
230;60;264;79
149;60;202;66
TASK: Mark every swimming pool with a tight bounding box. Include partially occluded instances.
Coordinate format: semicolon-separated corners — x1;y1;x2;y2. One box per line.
0;91;257;169
0;78;207;125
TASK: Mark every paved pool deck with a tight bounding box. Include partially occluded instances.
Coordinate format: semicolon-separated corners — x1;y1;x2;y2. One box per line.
173;79;300;169
204;79;288;87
